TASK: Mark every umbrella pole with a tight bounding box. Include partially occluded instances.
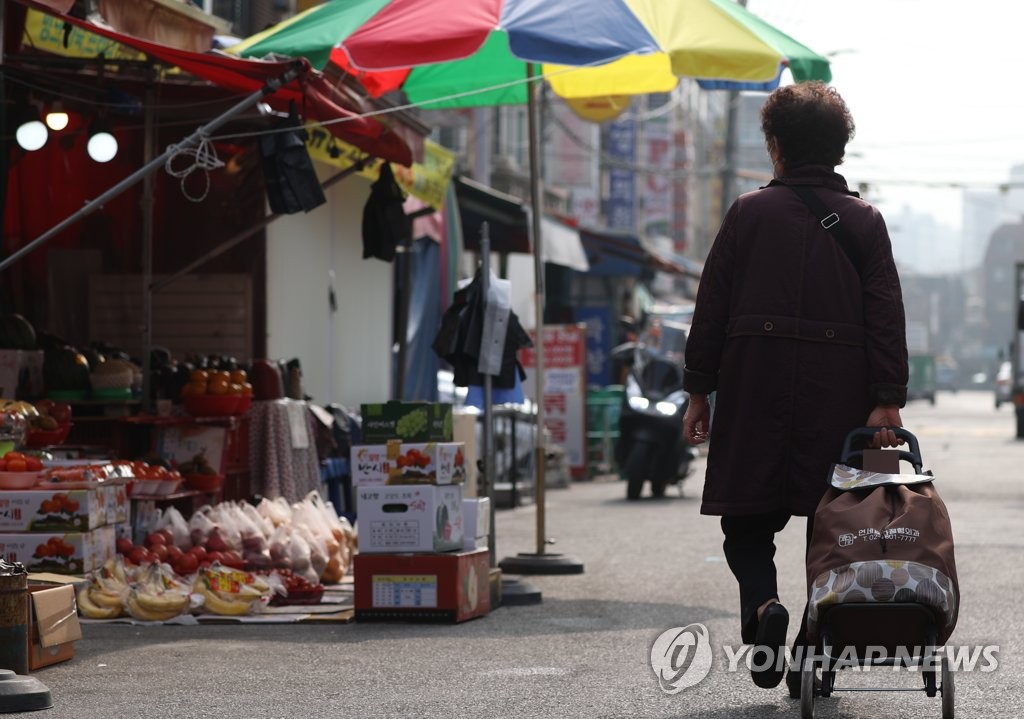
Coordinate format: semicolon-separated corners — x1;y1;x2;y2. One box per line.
498;65;583;577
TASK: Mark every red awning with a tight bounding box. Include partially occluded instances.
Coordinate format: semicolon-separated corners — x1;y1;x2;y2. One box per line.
10;0;413;166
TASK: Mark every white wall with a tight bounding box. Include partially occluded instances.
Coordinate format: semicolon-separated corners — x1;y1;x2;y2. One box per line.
265;170;394;407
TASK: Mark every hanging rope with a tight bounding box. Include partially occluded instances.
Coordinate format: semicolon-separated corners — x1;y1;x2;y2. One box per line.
163;133;225;202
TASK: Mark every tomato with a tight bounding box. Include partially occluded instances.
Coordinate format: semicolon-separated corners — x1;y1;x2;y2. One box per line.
187;545;208;562
146;532;168;547
190;369;210;383
174;553;199;575
5;458;27;472
3;451;24;462
229;370;247;384
128;546;149;565
165;545;184;563
0;459;6;471
159;528;176;545
115;536;134;555
150;544;169;562
25;456;43;472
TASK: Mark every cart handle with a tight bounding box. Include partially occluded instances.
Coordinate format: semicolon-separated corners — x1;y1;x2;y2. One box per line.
840;427;923;473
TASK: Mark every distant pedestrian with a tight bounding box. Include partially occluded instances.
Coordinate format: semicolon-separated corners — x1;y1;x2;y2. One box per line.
680;82;908;697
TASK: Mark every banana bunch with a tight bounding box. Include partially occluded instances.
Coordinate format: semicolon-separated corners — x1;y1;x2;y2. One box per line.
124;563;191;622
77;558;130;619
124;587;190;622
193;565;271;616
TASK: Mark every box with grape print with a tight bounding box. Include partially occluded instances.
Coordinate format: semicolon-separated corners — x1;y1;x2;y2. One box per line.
351;441;466;486
360;402;453;443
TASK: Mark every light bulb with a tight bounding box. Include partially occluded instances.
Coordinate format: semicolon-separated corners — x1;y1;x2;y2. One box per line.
45;111;69;131
87;131;118;163
16;120;48;151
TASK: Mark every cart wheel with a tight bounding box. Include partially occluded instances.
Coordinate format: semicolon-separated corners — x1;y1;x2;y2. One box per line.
800;659;815;719
941;656;955;719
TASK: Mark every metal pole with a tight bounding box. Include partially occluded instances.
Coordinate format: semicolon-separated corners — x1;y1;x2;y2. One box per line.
527;63;547;556
480;223;497;568
141;84;155;412
0;64;305;274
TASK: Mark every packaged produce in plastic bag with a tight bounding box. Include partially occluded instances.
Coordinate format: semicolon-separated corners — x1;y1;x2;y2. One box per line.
193;562;272;616
268;524;292;570
256;496;292;528
288;528;319;586
156;506;192;549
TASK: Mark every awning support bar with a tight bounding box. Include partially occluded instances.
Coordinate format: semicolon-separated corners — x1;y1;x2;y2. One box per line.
150;159;366;293
0;63;305;274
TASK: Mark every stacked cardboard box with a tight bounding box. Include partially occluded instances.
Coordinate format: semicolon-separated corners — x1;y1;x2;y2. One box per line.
0;484;127;574
353;402;490;623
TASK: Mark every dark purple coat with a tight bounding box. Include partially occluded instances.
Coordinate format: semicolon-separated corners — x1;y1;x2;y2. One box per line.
683;166;908;517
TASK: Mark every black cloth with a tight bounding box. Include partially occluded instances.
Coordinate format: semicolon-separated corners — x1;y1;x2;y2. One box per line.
721;510;813;651
432;272;532;389
362;163;410;262
259;111;326;215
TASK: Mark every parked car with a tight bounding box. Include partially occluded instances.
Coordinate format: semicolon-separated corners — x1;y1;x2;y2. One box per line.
995;361;1013;409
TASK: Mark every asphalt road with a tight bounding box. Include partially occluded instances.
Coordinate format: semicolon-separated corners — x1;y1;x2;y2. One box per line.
8;390;1022;718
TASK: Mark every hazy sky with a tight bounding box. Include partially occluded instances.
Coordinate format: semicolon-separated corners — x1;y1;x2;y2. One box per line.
748;0;1024;230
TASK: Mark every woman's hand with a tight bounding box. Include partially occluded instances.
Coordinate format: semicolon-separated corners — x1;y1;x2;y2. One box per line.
865;405;904;448
683;394;711;445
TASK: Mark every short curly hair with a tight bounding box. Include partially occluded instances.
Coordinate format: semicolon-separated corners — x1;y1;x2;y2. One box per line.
760;82;855;169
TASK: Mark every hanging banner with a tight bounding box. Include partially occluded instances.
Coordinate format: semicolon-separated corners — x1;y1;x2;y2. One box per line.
305;131;455;209
575;307;612;388
520;324;587;478
24;9;145;60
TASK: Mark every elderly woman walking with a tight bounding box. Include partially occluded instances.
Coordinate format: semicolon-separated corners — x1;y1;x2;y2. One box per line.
681;82;908;697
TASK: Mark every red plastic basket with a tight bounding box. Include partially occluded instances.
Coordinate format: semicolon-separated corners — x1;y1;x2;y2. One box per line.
182;394;240;417
25;423;72;449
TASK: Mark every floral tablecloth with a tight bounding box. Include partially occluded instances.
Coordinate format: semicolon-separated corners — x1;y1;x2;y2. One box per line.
249;399;321;502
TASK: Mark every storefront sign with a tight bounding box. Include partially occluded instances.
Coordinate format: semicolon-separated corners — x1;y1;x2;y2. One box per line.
520;325;587;477
25;10;145;60
575;307;612;388
604;116;637;232
305;132;455;209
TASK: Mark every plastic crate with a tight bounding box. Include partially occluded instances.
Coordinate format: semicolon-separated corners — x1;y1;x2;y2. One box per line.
586;386;624;477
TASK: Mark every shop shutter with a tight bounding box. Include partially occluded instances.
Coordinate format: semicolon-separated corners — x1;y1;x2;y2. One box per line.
88;274;252;360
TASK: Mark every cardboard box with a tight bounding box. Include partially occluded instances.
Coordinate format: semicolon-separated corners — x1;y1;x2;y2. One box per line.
104;484;129;525
452;410;478;497
360;402;453;443
462;497;490;539
351;442;466;487
27;583;81;670
0;349;44;400
0;487;110;532
0;527;115;574
354;548;490;623
357;484;463;553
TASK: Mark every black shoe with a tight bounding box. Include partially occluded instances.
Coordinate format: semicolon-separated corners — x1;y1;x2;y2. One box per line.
750;603;789;689
786;668;822;699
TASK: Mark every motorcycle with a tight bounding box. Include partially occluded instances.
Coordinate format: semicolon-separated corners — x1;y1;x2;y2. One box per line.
612;319;697;500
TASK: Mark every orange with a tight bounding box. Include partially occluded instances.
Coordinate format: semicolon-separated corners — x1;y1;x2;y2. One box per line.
182;381;207;397
208;378;230;395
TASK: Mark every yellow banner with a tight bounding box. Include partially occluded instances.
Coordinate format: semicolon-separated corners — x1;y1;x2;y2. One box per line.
24;9;145;60
304;127;455;210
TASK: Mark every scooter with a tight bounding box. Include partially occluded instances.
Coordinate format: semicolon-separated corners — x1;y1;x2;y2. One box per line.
612;320;697;500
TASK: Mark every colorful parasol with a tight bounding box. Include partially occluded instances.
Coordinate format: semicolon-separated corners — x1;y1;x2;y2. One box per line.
231;0;831;109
